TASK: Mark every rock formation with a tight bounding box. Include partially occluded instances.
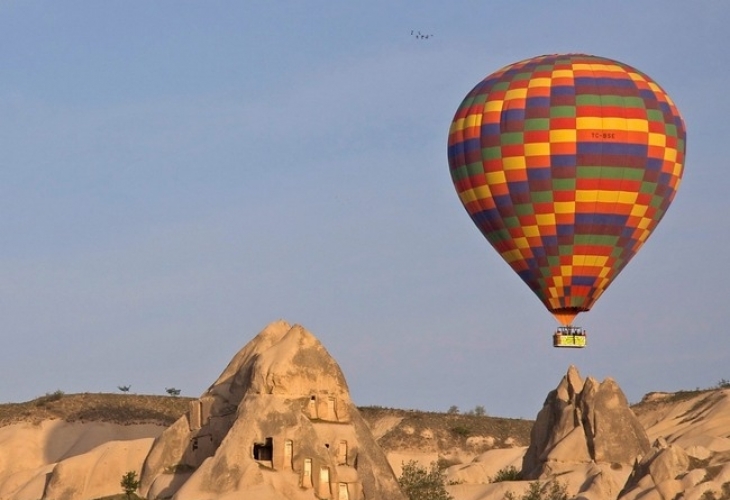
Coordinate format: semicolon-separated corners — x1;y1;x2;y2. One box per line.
42;438;154;500
140;320;406;500
521;365;651;479
10;338;730;500
0;420;160;500
619;439;690;500
620;390;730;500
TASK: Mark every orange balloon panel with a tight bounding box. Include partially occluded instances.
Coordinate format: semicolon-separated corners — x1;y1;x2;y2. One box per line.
447;54;686;323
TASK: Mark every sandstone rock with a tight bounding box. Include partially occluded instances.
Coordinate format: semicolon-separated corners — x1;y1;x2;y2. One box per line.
619;442;691;500
43;438;153;500
681;468;708;489
0;420;162;500
522;366;650;479
648;445;689;484
574;465;622;500
638;390;730;450
654;478;684;500
581;376;650;465
445;447;525;486
140;320;405;500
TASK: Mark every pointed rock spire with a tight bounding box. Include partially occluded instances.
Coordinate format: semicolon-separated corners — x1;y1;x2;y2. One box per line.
140;321;405;500
522;366;650;479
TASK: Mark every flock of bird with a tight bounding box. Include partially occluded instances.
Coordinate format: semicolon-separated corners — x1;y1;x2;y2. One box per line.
411;30;433;39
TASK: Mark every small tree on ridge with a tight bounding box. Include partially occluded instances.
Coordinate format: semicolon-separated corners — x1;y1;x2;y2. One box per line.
120;470;140;499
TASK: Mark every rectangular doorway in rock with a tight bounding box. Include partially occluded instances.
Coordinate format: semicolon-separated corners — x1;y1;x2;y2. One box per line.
253;437;273;462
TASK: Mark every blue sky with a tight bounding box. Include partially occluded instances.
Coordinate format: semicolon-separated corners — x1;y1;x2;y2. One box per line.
1;2;728;418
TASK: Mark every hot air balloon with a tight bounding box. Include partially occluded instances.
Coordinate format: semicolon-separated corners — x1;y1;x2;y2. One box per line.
447;54;686;348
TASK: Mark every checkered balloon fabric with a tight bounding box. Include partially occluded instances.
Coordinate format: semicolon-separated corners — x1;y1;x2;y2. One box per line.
447;54;686;325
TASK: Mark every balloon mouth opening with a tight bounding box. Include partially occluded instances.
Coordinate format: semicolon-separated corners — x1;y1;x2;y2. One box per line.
551;307;589;326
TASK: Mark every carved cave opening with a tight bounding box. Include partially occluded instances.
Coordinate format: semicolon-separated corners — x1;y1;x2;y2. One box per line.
253;437;273;461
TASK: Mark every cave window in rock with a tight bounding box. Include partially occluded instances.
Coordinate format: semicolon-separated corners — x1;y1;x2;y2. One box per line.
200;397;213;426
253;437;273;462
189;400;202;430
338;483;349;500
284;439;293;470
327;397;336;419
308;395;318;419
191;437;199;451
337;440;347;465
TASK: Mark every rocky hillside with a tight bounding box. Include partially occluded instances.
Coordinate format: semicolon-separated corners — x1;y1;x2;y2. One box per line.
0;392;190;427
3;383;730;500
1;385;718;471
0;386;714;446
0;321;535;500
0;393;533;458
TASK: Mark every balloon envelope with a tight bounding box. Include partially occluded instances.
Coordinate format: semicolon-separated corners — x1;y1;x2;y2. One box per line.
447;54;686;325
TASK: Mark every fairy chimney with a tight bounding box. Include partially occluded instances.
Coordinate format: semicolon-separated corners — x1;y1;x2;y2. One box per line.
140;320;406;500
522;365;651;479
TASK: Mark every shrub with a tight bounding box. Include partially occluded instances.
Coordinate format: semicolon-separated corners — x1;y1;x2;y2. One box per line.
447;405;459;414
436;456;461;471
504;480;568;500
543;481;569;500
529;481;568;500
35;390;64;406
165;387;181;397
450;425;470;437
473;405;487;417
490;465;522;482
398;460;453;500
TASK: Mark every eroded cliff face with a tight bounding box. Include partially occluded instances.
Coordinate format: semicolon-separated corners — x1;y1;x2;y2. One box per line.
141;320;406;500
522;365;650;479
